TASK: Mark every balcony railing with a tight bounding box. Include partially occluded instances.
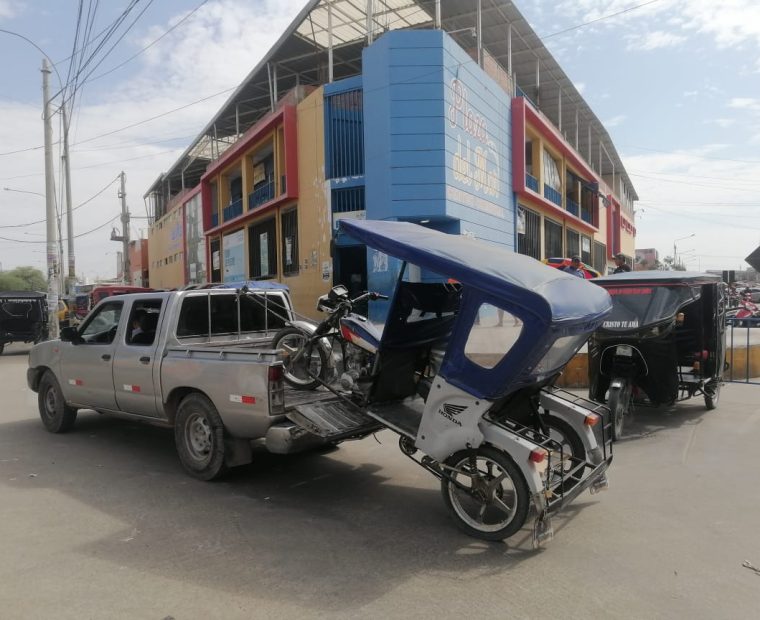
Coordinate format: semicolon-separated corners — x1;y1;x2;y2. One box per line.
544;185;562;207
223;198;243;222
249;181;275;210
211;212;218;228
581;209;593;224
525;173;539;192
566;198;579;217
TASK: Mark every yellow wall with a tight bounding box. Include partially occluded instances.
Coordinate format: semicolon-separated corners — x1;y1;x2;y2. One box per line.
148;206;185;289
285;86;332;320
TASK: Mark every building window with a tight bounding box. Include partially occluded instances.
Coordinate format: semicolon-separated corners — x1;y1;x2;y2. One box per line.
544;218;563;258
593;241;607;274
581;234;592;265
325;88;364;179
248;217;277;279
517;206;540;260
281;208;299;276
566;228;580;259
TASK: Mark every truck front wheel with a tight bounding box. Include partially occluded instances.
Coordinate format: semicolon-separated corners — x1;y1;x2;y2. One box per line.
175;393;228;481
38;370;77;433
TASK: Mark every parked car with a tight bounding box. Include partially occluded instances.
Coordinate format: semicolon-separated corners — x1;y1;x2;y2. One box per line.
0;291;48;354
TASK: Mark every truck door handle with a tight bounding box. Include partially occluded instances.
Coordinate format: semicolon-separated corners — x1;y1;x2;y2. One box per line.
101;354;111;361
139;356;150;364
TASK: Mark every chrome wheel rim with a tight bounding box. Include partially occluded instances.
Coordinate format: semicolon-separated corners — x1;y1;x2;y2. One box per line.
447;454;519;533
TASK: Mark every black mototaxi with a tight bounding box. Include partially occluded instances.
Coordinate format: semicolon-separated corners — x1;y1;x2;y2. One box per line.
0;291;48;355
588;271;726;439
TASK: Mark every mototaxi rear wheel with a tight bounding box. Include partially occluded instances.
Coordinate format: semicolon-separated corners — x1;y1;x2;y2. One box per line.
542;415;587;493
441;446;530;541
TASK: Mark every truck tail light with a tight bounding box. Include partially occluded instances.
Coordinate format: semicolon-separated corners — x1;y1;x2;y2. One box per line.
268;364;285;415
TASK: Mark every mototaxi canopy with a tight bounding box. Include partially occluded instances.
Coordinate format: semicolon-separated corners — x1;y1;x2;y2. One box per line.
340;219;612;399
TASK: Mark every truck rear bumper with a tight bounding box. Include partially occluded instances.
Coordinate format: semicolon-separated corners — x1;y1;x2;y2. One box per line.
265;421;331;454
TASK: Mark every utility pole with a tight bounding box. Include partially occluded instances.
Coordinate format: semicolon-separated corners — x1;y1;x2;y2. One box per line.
62;106;75;294
42;58;59;340
112;171;131;284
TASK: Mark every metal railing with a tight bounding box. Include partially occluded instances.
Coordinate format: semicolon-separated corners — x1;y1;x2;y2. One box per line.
726;318;760;385
566;198;579;217
526;173;539;192
544;185;562;206
223;198;243;222
249;181;275;210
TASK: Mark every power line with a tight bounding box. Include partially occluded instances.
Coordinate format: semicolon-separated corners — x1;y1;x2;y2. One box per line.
541;0;664;40
0;174;120;229
0;85;233;162
622;143;760;164
86;0;210;85
0;213;120;244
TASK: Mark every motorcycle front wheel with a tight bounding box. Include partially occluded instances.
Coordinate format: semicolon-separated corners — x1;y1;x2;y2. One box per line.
441;446;530;541
273;327;329;390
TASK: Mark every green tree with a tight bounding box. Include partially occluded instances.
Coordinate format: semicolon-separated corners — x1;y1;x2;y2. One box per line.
0;266;47;291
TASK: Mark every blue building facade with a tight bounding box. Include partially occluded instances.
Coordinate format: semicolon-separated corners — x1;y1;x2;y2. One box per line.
326;30;515;317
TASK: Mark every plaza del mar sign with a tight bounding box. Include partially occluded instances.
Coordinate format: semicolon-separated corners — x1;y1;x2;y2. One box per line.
448;78;502;216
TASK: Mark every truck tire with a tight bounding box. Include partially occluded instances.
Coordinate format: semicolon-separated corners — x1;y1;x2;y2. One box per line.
441;446;530;541
38;370;78;433
175;393;228;481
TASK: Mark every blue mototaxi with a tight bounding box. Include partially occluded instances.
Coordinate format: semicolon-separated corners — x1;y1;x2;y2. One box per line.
291;220;615;545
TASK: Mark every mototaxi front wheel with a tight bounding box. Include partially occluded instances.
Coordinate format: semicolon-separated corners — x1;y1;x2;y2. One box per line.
704;380;721;410
608;382;632;442
273;327;329;390
441;446;530;541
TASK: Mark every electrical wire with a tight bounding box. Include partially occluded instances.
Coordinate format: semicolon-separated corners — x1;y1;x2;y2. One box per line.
0;175;120;229
0;213;120;244
86;0;210;85
541;0;664;40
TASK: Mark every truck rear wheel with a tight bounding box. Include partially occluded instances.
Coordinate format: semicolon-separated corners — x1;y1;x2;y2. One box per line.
38;370;77;433
175;393;228;481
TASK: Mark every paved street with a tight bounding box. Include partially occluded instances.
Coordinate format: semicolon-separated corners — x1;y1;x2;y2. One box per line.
1;342;759;619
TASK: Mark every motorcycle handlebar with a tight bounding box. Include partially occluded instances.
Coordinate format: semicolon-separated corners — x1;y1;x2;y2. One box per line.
350;291;390;303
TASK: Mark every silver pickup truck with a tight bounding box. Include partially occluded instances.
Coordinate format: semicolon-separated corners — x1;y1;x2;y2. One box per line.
27;287;355;480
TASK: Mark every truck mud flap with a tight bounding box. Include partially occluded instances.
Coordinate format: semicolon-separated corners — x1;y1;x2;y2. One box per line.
287;399;381;441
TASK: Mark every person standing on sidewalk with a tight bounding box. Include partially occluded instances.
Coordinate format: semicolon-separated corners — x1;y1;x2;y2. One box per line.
613;253;631;274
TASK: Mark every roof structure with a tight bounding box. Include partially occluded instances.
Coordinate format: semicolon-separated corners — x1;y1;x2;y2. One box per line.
146;0;637;216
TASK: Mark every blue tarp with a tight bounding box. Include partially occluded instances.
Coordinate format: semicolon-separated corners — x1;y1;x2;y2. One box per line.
213;280;289;292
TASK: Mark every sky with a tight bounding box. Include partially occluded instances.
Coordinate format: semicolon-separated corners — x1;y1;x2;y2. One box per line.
0;0;759;281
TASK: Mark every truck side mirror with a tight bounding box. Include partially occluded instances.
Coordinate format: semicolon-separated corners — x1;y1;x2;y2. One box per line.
60;326;80;344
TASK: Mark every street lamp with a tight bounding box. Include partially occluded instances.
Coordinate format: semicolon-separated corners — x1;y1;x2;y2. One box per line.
673;233;695;269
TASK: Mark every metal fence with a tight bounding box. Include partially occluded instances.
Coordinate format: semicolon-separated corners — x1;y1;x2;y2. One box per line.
726;318;760;385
